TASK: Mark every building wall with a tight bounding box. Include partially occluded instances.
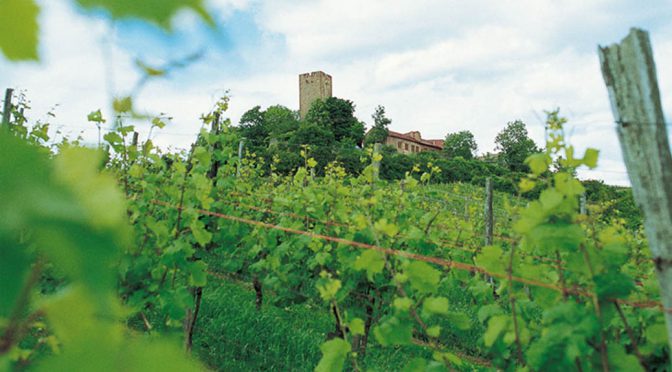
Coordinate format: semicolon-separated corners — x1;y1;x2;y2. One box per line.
299;71;333;119
384;136;440;154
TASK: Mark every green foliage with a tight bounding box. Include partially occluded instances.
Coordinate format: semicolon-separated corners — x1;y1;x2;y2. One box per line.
0;128;202;370
2;93;667;372
315;338;351;372
305;97;365;145
495;120;540;172
0;0;39;60
364;105;391;146
442;131;477;159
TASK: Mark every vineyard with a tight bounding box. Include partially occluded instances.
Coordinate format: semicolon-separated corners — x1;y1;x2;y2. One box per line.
1;86;670;371
2;1;672;369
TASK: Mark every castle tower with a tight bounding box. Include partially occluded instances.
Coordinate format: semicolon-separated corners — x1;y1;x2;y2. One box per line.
299;71;332;119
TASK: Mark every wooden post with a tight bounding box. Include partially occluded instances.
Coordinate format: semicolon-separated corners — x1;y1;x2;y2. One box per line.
236;139;244;177
580;193;587;215
599;27;672;349
2;88;13;125
131;132;139;148
372;143;381;182
484;178;493;246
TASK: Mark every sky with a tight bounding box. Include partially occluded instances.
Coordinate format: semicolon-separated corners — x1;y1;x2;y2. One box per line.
3;0;672;186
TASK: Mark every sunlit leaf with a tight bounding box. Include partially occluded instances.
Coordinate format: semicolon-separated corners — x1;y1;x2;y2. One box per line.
0;0;39;60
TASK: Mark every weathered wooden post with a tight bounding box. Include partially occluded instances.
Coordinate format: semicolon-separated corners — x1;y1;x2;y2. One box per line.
599;27;672;350
580;193;587;215
484;178;494;246
372;143;381;182
131;132;139;148
2;88;13;126
236;139;244;177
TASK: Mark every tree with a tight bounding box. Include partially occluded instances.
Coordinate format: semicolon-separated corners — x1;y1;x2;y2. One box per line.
494;120;539;172
305;97;365;145
365;105;391;146
442;130;477;159
239;106;268;148
264;105;299;140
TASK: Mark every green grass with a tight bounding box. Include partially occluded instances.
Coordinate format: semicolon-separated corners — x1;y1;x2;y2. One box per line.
193;276;437;371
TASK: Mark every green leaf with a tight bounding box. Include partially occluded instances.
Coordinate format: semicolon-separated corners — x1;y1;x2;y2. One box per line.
189;219;212;247
348;318;365;336
0;0;39;60
152;117;167;129
0;241;31;316
475;246;505;275
87;109;106;124
422;297;449;316
316;278;341;301
484;315;508;347
433;351;462;367
594;271;634;300
528;223;584;253
374;316;413;346
406;261;441;294
315;338;350;372
374;218;399;238
539;189;564;212
519;178;536;193
554;172;585;197
135;59;165;77
75;0;214;29
53;147;127;230
644;323;668;345
112;96;133;113
426;325;441;338
582;148;599;169
393;297;413;313
402;358;427;372
525;153;551;176
188;260;207;287
353;250;385;281
607;344;643;372
103;131;123;145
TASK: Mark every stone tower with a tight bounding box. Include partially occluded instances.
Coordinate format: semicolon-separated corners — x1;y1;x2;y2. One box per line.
299;71;332;119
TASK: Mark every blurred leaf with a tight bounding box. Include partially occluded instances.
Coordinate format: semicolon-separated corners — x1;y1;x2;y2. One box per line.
75;0;214;29
422;297;449;316
353;250;385;281
582;148;599;169
315;338;350;372
406;261;440;294
0;0;39;60
113;96;133;113
374;316;413;346
348;318;365;336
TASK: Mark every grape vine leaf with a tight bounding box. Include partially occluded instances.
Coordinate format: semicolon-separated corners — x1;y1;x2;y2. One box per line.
422;296;449;316
75;0;214;29
353;250;385;280
406;261;441;293
0;0;39;60
315;338;351;372
374;316;413;346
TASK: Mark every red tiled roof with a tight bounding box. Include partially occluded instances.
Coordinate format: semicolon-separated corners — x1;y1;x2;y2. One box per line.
387;130;443;150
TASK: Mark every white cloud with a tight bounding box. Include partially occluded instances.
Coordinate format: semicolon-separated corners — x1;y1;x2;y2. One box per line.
3;0;672;186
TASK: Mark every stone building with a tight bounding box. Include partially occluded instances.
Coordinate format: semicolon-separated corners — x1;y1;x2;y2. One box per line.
299;71;332;119
384;130;444;154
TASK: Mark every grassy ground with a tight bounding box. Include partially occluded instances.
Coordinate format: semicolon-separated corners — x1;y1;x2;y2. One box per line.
193;275;436;371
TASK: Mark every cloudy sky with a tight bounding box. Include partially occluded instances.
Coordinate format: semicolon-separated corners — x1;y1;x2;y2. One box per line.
3;0;672;185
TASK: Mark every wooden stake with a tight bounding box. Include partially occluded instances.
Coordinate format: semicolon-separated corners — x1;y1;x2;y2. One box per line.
372;143;381;182
599;27;672;350
484;178;493;246
236;140;244;177
2;88;13;126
